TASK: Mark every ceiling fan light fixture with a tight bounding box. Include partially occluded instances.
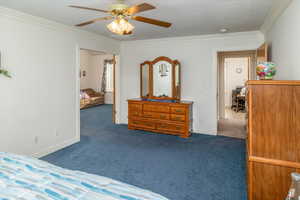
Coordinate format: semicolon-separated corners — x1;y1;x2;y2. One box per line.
107;18;134;35
109;3;129;12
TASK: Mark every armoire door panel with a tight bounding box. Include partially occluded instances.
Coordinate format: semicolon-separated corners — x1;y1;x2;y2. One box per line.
251;85;296;162
247;81;300;200
294;86;300;162
251;161;298;200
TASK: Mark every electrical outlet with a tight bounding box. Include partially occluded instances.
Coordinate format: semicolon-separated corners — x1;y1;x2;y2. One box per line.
34;136;39;144
55;129;59;137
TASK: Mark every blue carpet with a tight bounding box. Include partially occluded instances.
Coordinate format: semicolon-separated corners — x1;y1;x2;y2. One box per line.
42;105;246;200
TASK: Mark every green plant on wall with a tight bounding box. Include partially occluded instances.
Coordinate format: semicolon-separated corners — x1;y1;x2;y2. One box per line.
0;52;11;78
0;69;11;78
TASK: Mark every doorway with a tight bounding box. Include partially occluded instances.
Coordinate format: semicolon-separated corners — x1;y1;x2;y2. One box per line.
217;51;256;139
79;48;117;124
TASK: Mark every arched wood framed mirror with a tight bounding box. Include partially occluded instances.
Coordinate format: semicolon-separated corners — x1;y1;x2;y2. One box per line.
140;61;151;98
140;56;181;101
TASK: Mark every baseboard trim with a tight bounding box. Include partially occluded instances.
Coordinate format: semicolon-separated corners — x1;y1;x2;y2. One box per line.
192;130;217;136
32;137;80;158
118;123;217;136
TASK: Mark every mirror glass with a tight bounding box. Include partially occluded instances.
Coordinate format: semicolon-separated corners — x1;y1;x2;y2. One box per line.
175;64;180;99
141;63;149;97
153;61;173;98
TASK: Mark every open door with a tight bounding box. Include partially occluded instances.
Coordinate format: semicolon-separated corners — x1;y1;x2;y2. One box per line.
217;51;256;120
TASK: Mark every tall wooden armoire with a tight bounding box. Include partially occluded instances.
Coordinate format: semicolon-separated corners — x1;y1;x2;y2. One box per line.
247;80;300;200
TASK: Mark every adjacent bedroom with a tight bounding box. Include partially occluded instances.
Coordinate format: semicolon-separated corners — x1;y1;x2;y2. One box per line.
0;0;299;200
79;48;116;128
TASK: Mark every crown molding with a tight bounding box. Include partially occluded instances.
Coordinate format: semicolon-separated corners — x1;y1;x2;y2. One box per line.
0;6;119;45
121;31;264;45
260;0;293;34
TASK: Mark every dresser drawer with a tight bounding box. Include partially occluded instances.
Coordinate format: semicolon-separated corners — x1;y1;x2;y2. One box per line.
144;104;170;113
130;120;156;129
157;122;185;133
129;110;142;117
129;104;143;111
170;106;186;114
143;112;170;120
170;114;186;122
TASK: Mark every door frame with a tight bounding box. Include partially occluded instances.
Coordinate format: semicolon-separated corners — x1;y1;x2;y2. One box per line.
112;55;116;123
217;50;256;120
76;46;119;138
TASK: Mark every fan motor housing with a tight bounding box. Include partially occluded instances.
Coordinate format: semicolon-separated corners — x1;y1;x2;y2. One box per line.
109;3;129;11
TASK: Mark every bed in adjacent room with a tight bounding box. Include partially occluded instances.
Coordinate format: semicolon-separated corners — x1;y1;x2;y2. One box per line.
0;152;168;200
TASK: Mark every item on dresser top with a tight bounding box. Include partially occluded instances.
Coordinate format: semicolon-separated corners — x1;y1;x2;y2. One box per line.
256;62;276;80
0;152;169;200
142;98;177;103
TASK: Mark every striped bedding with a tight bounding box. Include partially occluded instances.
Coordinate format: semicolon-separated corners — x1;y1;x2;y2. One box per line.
0;152;168;200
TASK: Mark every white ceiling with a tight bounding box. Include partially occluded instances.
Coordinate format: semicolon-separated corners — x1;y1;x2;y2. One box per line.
0;0;275;40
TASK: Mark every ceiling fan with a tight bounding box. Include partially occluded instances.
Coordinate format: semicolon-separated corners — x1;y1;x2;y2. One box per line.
69;0;172;35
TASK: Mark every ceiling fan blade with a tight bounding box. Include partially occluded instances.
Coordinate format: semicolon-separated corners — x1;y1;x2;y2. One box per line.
76;16;113;27
126;3;155;15
132;16;172;28
69;5;108;13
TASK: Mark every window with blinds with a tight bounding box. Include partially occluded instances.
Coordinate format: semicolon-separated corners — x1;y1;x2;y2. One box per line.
105;63;113;92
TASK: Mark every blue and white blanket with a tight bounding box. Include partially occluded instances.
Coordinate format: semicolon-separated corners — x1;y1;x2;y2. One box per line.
0;152;168;200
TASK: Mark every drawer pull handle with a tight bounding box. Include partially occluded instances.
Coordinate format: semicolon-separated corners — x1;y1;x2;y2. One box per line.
133;121;152;127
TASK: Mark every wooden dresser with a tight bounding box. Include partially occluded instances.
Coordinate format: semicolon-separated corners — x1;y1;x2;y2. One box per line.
128;99;193;138
247;80;300;200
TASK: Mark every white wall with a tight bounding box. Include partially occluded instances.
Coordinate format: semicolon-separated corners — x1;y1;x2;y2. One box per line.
0;6;120;157
265;0;300;80
80;51;103;91
80;51;90;90
120;32;263;135
80;50;112;94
